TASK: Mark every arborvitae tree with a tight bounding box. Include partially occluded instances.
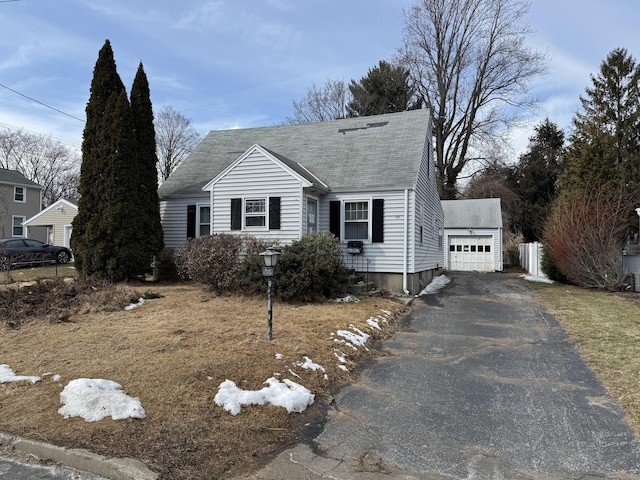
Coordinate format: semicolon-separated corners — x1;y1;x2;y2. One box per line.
347;61;422;117
130;63;164;265
74;41;163;281
72;39;126;275
561;48;640;196
513;119;565;242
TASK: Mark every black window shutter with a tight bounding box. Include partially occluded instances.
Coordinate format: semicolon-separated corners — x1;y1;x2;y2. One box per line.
231;198;242;230
329;201;341;239
187;204;196;239
372;199;384;243
269;197;281;230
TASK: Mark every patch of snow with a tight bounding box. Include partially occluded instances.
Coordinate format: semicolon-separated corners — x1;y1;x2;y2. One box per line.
335;295;359;303
338;365;349;372
275;353;284;360
214;377;314;415
323;374;329;381
288;369;301;379
336;325;370;347
367;317;382;330
58;378;146;422
334;352;347;363
52;374;62;382
295;356;326;372
0;365;40;384
206;376;214;380
124;298;145;311
521;274;554;284
417;274;451;296
381;309;392;316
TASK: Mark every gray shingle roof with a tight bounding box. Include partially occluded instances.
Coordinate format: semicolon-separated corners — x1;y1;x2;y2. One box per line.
0;168;42;188
158;110;431;199
442;198;503;229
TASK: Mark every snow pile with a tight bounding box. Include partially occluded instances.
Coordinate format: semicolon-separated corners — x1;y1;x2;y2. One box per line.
58;378;146;422
335;294;359;303
214;377;314;415
366;316;383;330
0;364;41;384
124;298;145;311
417;274;451;296
335;325;370;348
521;274;554;284
275;353;284;360
295;356;326;372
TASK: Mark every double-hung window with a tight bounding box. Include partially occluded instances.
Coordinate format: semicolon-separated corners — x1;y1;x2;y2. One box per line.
198;205;211;236
344;201;369;240
14;186;25;203
245;199;266;227
12;216;25;237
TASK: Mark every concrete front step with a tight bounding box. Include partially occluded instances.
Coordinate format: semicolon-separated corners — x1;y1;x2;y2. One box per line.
347;281;375;295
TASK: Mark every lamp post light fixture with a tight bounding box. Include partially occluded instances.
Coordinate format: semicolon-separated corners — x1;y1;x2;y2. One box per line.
260;247;280;340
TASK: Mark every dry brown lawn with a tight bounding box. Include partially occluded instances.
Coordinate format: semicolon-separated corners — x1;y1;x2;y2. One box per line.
0;279;407;479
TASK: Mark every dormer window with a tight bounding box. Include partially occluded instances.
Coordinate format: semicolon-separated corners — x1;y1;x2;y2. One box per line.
14;186;25;203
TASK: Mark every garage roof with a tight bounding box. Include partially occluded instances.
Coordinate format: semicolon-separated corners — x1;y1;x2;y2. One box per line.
442;198;502;229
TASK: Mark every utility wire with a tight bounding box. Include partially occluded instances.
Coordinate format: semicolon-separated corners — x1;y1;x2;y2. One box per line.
0;82;85;122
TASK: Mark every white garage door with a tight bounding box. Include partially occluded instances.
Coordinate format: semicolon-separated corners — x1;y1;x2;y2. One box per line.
448;235;494;271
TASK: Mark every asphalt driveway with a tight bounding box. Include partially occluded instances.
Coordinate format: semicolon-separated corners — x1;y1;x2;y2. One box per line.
241;272;640;479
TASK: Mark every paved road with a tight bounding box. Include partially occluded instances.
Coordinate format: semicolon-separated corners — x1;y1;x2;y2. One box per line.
0;455;103;479
239;272;640;479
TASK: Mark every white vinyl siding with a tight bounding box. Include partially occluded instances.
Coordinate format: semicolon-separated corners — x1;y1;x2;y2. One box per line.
319;190;409;274
209;149;304;244
160;196;209;248
412;131;444;273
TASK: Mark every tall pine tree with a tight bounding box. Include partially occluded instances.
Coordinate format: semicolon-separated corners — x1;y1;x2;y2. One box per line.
347;60;422;117
73;41;163;281
72;40;126;275
513;119;565;242
561;48;640;196
130;63;164;267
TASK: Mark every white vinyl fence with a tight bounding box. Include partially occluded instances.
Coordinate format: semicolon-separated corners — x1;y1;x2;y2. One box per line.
519;242;543;276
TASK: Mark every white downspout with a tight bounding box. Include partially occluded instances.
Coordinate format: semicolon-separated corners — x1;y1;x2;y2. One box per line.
403;189;410;295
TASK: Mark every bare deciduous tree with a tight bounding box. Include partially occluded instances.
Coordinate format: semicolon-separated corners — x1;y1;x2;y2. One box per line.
288;79;350;123
155;106;201;182
397;0;547;198
0;128;80;206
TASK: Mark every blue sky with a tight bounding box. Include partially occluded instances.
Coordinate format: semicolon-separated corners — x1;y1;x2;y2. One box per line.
0;0;638;159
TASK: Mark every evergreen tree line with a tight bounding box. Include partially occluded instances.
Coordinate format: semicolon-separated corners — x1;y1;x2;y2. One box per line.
71;40;163;282
466;47;640;289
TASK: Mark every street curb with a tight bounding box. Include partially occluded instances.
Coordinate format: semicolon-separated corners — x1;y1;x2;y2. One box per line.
0;432;158;480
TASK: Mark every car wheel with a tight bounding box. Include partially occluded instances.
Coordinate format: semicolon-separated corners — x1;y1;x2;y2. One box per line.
56;251;71;264
0;256;10;271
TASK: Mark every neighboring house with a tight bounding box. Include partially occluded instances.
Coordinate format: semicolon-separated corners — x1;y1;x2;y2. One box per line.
0;168;46;241
23;198;78;248
441;198;503;272
158;110;444;295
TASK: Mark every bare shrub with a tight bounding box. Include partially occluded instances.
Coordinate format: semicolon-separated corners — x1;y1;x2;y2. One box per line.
503;230;524;267
174;234;244;292
543;188;635;290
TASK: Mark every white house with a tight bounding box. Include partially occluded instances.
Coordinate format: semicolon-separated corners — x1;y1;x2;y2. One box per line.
23;198;78;248
441;198;503;272
158;110;444;295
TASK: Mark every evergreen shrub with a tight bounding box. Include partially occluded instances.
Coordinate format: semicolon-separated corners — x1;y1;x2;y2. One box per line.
275;232;349;302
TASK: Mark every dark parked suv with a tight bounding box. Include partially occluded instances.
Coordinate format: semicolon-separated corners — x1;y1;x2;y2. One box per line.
0;238;72;270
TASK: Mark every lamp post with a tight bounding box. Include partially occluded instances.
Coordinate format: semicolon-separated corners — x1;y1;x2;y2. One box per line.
260;248;279;340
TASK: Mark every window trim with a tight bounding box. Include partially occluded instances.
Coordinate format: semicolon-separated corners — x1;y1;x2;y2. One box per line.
12;215;26;237
342;198;371;242
197;203;211;237
14;186;25;203
244;197;267;230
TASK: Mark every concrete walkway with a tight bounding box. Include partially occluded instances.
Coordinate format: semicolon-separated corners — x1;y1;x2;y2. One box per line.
238;272;640;479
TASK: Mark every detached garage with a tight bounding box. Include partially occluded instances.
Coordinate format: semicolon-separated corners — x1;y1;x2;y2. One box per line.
442;198;503;272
